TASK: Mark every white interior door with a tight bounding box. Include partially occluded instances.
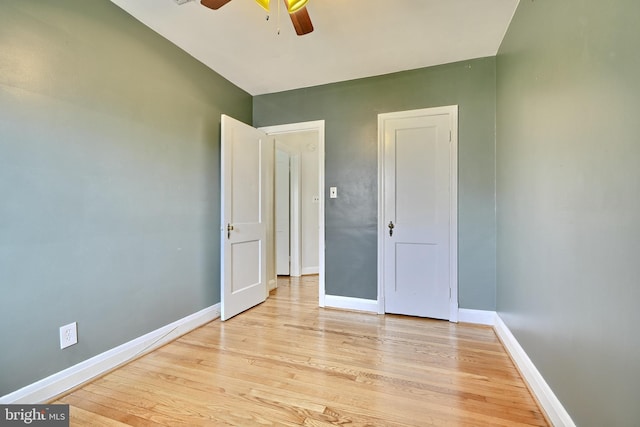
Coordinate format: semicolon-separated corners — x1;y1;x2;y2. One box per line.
381;107;457;320
275;148;290;275
221;115;270;321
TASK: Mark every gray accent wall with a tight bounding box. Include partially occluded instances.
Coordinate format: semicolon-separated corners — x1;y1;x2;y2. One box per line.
496;1;640;425
254;58;497;309
0;0;251;396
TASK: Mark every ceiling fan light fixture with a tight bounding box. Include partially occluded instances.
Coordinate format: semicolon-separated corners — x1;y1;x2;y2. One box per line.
255;0;270;12
285;0;308;14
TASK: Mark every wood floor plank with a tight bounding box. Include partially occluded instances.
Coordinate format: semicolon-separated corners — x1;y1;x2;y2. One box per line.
70;407;131;427
52;276;548;426
156;329;534;404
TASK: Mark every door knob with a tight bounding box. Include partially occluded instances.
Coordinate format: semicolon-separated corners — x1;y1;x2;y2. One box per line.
227;223;234;239
388;221;395;237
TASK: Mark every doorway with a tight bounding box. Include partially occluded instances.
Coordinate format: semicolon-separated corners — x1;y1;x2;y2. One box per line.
377;106;458;321
261;121;326;307
274;132;320;278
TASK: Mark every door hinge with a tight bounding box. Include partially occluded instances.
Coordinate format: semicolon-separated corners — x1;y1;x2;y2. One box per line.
449;130;452;142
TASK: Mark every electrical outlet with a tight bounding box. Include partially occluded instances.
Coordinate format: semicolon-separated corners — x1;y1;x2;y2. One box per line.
59;322;78;349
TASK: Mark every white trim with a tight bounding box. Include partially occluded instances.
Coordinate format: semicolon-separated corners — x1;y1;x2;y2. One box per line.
494;315;576;427
448;107;459;322
301;266;319;275
376;113;385;315
458;309;497;326
259;120;326;308
377;106;459;321
268;278;277;291
324;295;379;313
0;304;221;405
275;142;293;277
289;154;302;277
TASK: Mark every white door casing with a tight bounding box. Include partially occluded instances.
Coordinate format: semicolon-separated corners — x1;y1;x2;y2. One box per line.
288;154;301;277
220;115;271;321
378;106;458;321
275;148;291;276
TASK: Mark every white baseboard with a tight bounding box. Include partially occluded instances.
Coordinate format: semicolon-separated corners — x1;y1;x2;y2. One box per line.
0;303;221;405
268;278;277;291
324;295;378;313
458;309;497;326
1;299;574;427
301;266;319;275
494;314;576;427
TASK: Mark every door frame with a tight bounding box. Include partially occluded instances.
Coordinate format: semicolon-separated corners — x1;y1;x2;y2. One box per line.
274;142;302;278
259;120;326;307
377;106;459;322
275;144;293;277
289;151;302;277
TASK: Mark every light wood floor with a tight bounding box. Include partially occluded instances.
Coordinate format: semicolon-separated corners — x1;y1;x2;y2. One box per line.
54;276;548;426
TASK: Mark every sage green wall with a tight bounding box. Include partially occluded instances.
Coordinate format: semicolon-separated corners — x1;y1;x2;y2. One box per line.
254;58;497;309
0;0;251;396
496;1;640;425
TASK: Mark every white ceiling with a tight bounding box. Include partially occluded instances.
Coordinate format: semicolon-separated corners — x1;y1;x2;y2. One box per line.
110;0;519;96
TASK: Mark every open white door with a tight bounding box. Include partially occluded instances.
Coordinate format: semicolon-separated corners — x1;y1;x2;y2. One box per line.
221;115;271;321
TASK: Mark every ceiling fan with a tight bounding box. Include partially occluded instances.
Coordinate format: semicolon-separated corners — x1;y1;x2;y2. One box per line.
200;0;314;36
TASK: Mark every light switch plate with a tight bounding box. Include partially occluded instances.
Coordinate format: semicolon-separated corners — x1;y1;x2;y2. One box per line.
330;187;337;198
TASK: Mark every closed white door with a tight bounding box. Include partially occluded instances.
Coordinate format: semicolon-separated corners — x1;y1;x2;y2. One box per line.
275;148;290;275
381;107;457;320
220;115;270;321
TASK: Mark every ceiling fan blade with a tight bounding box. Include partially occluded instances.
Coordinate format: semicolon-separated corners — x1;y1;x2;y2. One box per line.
201;0;232;10
288;6;314;36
